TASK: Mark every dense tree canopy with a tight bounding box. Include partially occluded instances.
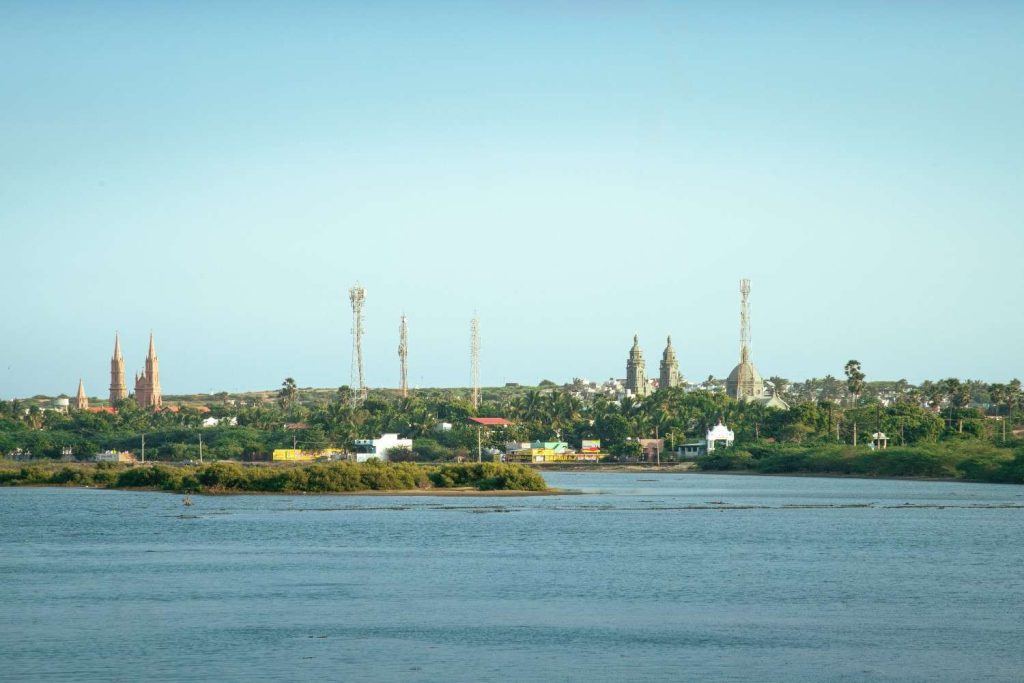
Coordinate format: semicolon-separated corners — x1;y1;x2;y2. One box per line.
1;375;1021;464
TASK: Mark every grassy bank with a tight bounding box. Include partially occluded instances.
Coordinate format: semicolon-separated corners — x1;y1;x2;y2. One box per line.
0;461;548;494
695;442;1024;484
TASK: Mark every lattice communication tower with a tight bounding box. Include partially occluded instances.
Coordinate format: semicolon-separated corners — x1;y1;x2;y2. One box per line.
349;283;367;402
398;314;408;398
470;315;480;409
739;278;751;364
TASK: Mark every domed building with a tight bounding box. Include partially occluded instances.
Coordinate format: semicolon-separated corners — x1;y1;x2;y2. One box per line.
726;279;788;410
726;351;765;401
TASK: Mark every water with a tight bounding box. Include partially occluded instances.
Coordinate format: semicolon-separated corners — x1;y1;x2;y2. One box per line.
2;473;1023;682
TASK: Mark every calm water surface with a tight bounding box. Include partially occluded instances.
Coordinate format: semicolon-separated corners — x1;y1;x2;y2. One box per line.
2;473;1023;682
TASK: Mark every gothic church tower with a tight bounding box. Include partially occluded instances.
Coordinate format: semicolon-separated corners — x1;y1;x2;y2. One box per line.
109;333;127;405
659;336;681;390
625;335;649;397
134;333;162;410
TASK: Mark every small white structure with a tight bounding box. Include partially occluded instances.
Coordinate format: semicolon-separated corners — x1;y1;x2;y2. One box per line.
202;416;238;428
352;433;413;462
678;420;736;457
433;422;453;433
706;421;735;453
870;432;889;450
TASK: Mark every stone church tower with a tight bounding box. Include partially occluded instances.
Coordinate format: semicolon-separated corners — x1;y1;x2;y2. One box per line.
134;333;162;410
109;333;128;405
74;378;89;410
659;336;681;390
625;335;648;397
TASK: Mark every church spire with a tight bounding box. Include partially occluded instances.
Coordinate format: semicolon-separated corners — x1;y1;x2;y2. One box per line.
136;332;162;410
74;378;89;410
109;332;127;405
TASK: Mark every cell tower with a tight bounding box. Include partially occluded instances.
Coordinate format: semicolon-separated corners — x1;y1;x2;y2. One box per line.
349;283;366;402
739;278;751;364
398;314;408;399
470;315;480;409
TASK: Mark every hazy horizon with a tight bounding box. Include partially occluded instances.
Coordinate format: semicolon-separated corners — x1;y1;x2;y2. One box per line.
3;2;1022;399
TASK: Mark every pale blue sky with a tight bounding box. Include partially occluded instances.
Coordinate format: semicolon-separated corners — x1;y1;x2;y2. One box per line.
2;1;1022;398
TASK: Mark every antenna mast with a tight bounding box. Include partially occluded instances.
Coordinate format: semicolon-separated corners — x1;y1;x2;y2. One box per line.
398;314;408;399
470;315;480;409
349;283;366;402
740;278;751;364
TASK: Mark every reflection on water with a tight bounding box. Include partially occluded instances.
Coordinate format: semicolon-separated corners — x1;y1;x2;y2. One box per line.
2;473;1023;682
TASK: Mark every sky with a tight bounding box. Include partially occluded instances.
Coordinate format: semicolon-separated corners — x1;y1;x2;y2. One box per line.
1;1;1022;399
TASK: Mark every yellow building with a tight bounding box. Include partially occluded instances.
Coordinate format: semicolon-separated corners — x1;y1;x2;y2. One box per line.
272;449;336;462
506;449;601;464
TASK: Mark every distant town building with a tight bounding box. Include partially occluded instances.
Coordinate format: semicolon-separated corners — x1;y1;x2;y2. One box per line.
272;449;344;462
51;397;70;414
870;432;889;450
95;450;136;463
134;334;162;410
353;433;413;462
109;333;128;405
659;336;681;390
505;441;598;463
625;335;649;397
74;379;89;410
202;416;237;427
638;438;664;461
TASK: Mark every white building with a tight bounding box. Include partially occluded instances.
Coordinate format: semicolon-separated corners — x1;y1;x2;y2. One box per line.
677;420;736;457
352;433;413;463
202;416;238;427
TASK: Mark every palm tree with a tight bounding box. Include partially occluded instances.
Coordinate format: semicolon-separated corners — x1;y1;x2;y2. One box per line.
278;378;299;413
844;360;865;407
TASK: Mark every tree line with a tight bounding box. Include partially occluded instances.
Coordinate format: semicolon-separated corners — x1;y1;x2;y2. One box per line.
1;368;1021;463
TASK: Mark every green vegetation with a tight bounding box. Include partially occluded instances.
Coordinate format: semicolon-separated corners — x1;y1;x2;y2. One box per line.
2;369;1022;485
696;441;1024;484
0;461;548;493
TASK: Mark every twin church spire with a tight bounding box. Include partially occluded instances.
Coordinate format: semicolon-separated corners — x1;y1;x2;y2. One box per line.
625;335;681;397
107;332;162;409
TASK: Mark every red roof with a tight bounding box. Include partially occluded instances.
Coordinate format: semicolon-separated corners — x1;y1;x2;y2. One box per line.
469;417;512;426
87;406;117;414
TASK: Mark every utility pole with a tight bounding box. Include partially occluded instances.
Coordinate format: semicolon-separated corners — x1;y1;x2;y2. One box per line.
853;421;858;447
141;433;145;463
876;404;882;446
477;426;483;463
199;433;204;464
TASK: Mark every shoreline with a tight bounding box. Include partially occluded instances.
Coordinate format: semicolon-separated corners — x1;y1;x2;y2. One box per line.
3;483;576;497
536;465;1013;486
